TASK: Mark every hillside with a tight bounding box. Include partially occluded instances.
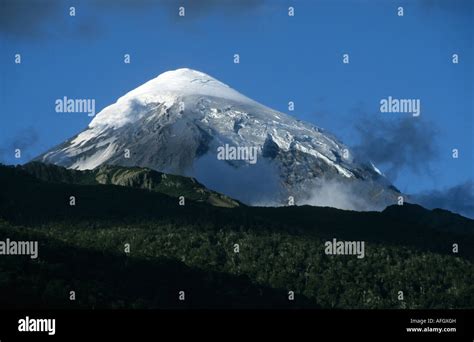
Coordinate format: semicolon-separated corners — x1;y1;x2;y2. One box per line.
0;163;473;309
20;161;240;208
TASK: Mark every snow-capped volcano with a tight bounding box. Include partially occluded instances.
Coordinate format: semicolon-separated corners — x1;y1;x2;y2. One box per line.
89;68;261;130
36;68;400;209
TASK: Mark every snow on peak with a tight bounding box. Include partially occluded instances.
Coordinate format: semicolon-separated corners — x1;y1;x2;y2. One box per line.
89;68;255;130
370;161;383;176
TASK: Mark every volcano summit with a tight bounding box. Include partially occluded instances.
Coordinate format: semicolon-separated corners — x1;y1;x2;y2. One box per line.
36;68;400;209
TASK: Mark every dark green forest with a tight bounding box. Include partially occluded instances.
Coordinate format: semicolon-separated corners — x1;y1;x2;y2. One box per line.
0;163;473;309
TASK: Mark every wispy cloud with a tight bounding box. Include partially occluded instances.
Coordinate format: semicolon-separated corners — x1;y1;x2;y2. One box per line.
0;0;60;38
301;178;386;212
418;0;473;14
352;116;439;181
0;0;265;39
412;181;474;219
0;128;39;163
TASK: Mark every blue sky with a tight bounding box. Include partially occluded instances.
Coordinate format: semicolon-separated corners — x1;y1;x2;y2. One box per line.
0;0;473;202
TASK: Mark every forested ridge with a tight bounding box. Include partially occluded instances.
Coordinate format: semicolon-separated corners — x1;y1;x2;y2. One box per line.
0;163;473;309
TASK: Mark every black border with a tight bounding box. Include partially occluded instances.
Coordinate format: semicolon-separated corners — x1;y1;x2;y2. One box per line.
0;309;473;341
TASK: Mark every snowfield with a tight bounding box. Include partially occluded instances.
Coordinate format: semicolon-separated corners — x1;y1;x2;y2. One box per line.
36;68;400;210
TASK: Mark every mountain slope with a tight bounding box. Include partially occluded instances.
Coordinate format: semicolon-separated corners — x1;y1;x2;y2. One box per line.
36;68;400;209
0;163;473;309
20;162;240;208
2;163;472;250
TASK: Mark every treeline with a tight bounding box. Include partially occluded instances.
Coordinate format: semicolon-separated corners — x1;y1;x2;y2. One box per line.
1;220;472;309
0;163;473;309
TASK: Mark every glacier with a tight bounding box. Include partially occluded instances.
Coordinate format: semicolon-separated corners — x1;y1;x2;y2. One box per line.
36;68;401;210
